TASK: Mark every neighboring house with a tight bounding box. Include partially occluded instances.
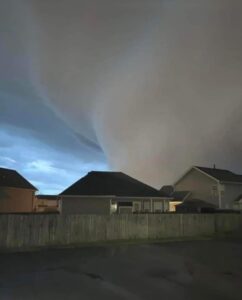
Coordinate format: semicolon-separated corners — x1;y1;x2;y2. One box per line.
234;195;242;211
176;199;216;213
174;166;242;209
0;167;37;213
34;195;61;213
60;171;170;214
160;185;191;212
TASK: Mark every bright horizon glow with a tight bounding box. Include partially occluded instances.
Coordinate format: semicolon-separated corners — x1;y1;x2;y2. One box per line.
0;127;108;194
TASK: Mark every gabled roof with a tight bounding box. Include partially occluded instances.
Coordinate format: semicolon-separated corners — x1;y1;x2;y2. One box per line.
0;167;37;190
60;171;167;197
174;166;242;185
195;166;242;183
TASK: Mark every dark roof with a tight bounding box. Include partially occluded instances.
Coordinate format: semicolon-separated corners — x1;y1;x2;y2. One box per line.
177;199;216;208
160;186;190;201
37;195;59;200
171;191;190;201
0;167;37;190
234;194;242;202
160;185;174;195
195;166;242;183
60;171;167;197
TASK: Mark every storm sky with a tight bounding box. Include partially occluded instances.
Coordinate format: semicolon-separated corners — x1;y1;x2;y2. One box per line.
1;0;242;193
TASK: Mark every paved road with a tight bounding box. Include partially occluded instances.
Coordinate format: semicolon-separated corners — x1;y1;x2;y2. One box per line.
0;239;242;300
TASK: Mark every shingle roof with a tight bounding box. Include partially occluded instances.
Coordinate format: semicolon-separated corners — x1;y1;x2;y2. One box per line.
195;166;242;183
160;185;174;195
234;194;242;202
0;167;37;190
177;199;216;208
60;171;167;197
171;191;191;201
160;186;190;201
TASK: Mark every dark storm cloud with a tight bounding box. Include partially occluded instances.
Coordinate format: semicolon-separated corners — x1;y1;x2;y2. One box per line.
1;0;242;190
0;90;103;157
0;86;106;194
0;0;108;192
0;0;103;158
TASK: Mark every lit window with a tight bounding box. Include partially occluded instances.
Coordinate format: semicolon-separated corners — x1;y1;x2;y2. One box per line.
111;202;117;214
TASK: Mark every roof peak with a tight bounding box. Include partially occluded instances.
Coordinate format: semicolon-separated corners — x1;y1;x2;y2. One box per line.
61;171;167;197
0;167;37;190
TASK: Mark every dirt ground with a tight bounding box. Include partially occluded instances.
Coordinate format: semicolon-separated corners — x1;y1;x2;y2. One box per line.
0;238;242;300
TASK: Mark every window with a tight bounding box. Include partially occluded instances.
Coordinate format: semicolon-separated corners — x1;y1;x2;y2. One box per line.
133;202;141;213
219;185;225;197
153;201;163;213
212;185;218;197
163;201;169;212
143;201;150;212
220;185;225;192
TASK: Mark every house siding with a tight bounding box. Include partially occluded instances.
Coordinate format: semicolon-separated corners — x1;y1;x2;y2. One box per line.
220;183;242;209
234;199;242;210
175;168;220;207
61;197;112;214
61;196;170;214
34;198;60;213
0;187;34;213
115;197;169;213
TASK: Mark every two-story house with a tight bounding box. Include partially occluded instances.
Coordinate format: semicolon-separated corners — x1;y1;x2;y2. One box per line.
174;166;242;209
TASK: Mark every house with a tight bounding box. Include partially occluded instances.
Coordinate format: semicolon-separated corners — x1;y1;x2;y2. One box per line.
160;185;191;212
60;171;170;214
0;167;37;213
233;195;242;211
174;166;242;209
34;195;61;213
